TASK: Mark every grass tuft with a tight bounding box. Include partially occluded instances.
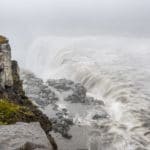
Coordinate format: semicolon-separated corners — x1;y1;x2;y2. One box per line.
0;99;34;124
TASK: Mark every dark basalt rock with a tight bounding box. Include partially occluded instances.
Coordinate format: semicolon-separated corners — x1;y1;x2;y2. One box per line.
64;83;86;103
21;71;107;143
92;108;109;120
47;79;86;99
92;112;108;120
51;110;73;139
47;79;75;91
65;94;86;103
21;71;59;107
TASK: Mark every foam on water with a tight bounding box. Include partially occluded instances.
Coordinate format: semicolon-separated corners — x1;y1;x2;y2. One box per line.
25;36;150;149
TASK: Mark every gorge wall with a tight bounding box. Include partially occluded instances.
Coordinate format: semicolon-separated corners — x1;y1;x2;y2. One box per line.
0;35;57;150
0;35;13;88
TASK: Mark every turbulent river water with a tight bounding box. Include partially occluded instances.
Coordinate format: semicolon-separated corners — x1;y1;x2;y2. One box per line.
25;36;150;150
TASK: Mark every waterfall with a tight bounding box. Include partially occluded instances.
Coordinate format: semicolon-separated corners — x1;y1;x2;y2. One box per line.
25;36;150;149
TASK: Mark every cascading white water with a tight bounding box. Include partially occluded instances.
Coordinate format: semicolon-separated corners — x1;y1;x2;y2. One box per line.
25;36;150;150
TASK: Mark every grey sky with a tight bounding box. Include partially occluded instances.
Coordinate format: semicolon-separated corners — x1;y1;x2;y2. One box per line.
1;0;150;37
0;0;150;65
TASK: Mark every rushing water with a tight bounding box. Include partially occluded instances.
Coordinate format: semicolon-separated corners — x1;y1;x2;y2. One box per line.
25;36;150;150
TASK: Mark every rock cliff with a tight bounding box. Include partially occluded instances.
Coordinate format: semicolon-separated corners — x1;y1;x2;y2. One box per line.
0;36;57;150
0;36;13;88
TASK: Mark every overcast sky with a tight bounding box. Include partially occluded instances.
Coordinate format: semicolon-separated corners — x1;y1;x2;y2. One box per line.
1;0;150;36
0;0;150;64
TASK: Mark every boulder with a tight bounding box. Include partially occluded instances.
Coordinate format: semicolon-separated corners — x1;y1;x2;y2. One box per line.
0;122;53;150
46;79;75;91
92;110;108;120
20;71;58;107
52;111;73;139
64;83;87;103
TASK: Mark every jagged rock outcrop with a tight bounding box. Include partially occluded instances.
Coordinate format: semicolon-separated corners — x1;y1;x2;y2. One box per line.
47;79;87;103
21;71;58;107
0;36;13;88
0;122;53;150
21;71;105;140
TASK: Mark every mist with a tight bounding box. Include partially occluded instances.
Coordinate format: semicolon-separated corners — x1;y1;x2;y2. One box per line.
1;0;150;67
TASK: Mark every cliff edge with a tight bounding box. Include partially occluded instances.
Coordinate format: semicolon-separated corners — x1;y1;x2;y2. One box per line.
0;36;57;150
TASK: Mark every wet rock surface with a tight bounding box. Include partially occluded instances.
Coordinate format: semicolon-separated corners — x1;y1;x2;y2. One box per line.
46;79;75;91
47;79;87;103
52;110;73;139
0;122;53;150
21;71;58;107
92;113;108;120
21;71;105;141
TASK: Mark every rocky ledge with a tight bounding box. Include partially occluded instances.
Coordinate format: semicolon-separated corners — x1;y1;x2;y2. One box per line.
0;122;53;150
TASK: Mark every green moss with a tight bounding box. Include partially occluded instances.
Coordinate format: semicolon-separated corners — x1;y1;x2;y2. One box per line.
0;121;7;125
0;99;34;124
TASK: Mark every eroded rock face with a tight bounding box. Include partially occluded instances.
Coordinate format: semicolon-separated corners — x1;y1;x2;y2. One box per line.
0;37;57;150
0;36;13;88
0;122;53;150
